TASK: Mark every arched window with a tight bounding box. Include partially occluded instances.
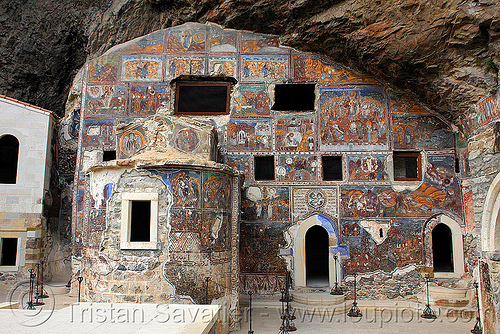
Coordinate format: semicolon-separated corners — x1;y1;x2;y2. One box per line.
0;135;19;184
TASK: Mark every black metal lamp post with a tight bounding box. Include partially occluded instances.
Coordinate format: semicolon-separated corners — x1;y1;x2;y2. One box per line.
248;290;254;334
33;263;45;306
77;276;83;303
330;255;343;295
347;273;362;317
278;272;296;333
38;261;48;298
471;282;482;334
421;274;437;319
27;269;36;310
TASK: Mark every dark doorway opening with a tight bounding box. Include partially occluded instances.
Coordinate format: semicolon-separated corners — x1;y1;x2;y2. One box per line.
0;135;19;184
432;223;453;272
305;225;329;286
0;238;18;266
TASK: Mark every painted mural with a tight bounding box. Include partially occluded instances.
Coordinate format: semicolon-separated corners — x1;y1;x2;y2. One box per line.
348;155;388;181
86;85;127;115
227;120;272;151
392;115;455;149
167;26;207;52
275;114;315;151
174;127;200;152
166;55;205;79
293;54;378;85
202;172;231;210
209;55;236;76
460;94;500;134
117;128;146;158
276;155;317;181
129;84;169;114
242;186;289;222
231;85;271;117
151;169;201;208
209;27;237;52
170;209;202;231
223;155;251;178
319;86;388;150
241;55;288;82
341;219;424;274
122;55;163;81
390;94;429;114
82;119;114;147
115;30;164;53
201;212;230;251
241;33;280;53
240;222;288;273
87;56;119;83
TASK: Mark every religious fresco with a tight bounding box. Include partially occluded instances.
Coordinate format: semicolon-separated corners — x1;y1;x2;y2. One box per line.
174;127;200;153
116;127;146;158
201;211;230;251
170;209;202;231
240;55;288;82
208;55;236;76
227;120;272;151
241;186;290;222
319;86;388;150
276;155;317;181
231;85;271;117
167;25;207;52
223;155;251;178
151;169;201;208
241;33;280;53
341;219;424;274
239;222;288;274
293;54;378;85
86;85;127;116
202;172;232;210
291;187;338;222
392;115;455;150
209;27;237;52
87;56;119;83
82;119;114;147
129;84;169;115
348;155;388;181
390;93;429;114
275;114;315;151
165;55;205;79
114;30;165;53
460;94;499;134
122;55;163;81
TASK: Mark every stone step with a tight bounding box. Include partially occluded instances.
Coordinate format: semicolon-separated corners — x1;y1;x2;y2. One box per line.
291;292;345;306
429;286;469;299
44;281;70;295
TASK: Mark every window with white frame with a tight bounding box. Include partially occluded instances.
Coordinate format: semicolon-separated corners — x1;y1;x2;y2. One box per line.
120;193;159;250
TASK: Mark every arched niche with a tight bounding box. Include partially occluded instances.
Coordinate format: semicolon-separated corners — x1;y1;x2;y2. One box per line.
423;214;465;278
291;214;340;288
481;171;500;256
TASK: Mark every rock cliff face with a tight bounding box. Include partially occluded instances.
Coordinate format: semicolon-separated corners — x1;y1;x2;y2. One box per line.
0;0;499;121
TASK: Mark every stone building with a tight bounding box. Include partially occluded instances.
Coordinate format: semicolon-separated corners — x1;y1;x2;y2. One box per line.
68;22;492;330
0;95;56;289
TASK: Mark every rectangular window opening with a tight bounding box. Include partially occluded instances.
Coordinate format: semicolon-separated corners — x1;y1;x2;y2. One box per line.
0;238;17;266
322;156;342;181
393;151;421;181
254;156;275;181
272;84;316;111
175;82;230;115
130;200;151;242
103;150;116;161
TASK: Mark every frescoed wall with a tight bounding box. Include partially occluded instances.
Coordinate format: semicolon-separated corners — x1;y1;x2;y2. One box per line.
74;23;466;302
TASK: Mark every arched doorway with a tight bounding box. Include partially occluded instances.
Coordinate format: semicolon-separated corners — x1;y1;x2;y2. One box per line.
305;225;329;286
0;134;19;184
432;223;453;272
482;171;500;254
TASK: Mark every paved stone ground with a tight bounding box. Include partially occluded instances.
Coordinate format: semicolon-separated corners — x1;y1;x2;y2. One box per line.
233;306;476;334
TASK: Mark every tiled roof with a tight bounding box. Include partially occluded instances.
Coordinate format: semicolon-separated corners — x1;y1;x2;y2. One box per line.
0;94;59;118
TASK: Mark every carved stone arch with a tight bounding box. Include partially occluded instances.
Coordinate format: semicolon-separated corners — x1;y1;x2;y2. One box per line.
481;171;500;255
423;214;465;278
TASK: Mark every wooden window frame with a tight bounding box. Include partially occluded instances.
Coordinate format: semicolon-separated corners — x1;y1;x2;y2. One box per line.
393;151;421;181
174;82;231;115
